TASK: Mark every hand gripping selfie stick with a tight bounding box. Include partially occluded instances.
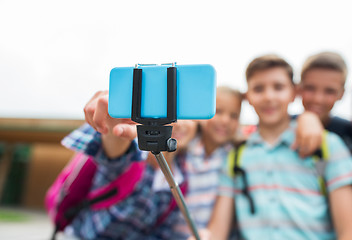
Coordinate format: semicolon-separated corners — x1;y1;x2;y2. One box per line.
131;64;200;240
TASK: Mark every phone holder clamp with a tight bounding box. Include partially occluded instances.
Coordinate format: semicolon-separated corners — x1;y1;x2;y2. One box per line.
131;66;177;153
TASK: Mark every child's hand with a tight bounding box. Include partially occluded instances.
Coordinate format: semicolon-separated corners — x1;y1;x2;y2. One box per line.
84;90;137;140
292;111;323;158
187;229;211;240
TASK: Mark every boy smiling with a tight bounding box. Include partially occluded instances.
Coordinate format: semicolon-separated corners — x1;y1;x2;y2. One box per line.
203;55;352;240
298;52;352;153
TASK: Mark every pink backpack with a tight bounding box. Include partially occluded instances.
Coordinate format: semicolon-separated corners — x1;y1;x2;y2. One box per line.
45;152;187;239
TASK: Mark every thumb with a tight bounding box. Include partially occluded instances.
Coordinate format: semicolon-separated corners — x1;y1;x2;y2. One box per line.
112;124;137;140
291;128;302;150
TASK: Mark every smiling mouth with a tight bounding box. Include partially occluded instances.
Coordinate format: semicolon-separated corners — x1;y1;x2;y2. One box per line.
262;108;277;114
306;106;323;114
213;127;228;135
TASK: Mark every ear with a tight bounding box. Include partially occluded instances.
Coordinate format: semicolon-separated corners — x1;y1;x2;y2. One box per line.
295;83;303;97
291;85;297;102
244;91;252;106
337;87;345;100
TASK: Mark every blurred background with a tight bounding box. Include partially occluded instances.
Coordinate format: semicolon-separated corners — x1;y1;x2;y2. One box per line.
0;0;351;239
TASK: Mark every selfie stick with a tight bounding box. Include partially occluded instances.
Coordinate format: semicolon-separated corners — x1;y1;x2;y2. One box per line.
131;64;200;240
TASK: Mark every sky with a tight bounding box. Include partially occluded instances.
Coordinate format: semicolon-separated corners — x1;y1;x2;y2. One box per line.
0;0;351;124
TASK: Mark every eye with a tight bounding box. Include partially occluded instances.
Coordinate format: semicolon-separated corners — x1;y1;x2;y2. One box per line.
230;113;239;120
303;85;315;92
325;88;338;96
274;83;285;91
252;85;264;92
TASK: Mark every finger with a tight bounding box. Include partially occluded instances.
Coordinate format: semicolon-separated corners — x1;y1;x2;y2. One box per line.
300;132;323;158
298;135;310;158
112;124;137;140
120;118;136;125
306;134;322;156
291;130;302;151
84;100;97;130
293;130;309;158
84;91;107;130
93;95;109;134
305;139;316;157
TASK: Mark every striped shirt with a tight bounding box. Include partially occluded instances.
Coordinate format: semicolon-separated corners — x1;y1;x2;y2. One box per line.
219;122;352;240
172;136;233;239
61;124;187;240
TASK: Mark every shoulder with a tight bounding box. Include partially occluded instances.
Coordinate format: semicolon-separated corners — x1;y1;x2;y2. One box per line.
324;131;352;192
61;123;100;152
325;131;349;155
330;116;351;125
327;116;352;133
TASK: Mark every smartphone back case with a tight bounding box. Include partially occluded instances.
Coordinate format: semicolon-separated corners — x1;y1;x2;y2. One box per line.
108;64;216;119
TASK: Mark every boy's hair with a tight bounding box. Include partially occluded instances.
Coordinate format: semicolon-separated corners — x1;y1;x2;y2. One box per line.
246;54;294;84
301;51;348;84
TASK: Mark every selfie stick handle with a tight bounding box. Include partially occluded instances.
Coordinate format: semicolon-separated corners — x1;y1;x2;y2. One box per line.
153;152;200;240
132;65;200;240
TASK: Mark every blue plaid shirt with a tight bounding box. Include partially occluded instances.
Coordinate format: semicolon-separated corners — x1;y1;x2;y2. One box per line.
61;124;186;240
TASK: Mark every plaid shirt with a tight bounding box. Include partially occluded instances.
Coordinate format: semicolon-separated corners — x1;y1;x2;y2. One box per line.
171;136;233;238
61;124;186;240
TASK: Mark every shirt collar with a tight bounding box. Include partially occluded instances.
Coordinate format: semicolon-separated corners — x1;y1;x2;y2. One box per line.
188;135;232;157
246;120;297;148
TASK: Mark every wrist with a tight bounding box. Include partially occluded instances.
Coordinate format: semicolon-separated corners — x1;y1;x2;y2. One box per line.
101;131;133;159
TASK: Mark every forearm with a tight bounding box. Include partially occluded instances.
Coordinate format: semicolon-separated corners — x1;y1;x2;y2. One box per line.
338;231;352;240
207;196;233;240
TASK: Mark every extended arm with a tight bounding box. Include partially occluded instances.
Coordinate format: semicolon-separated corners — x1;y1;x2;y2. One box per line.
83;90;137;158
293;111;323;158
207;195;234;240
329;185;352;240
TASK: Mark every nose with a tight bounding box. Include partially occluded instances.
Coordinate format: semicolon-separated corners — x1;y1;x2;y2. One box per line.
263;87;275;102
219;113;231;125
312;90;324;104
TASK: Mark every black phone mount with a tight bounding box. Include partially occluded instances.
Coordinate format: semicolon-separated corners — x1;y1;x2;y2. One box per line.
130;64;200;240
131;66;177;153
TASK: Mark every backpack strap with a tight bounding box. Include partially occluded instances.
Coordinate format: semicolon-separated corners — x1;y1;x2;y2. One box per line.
228;141;256;214
61;160;146;225
49;153;97;240
312;131;329;196
87;161;146;210
58;160;146;232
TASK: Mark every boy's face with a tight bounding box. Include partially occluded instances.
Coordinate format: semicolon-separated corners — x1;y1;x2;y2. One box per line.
200;92;241;146
299;69;345;123
246;67;295;126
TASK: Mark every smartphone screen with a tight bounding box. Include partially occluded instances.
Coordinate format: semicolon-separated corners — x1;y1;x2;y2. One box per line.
108;64;216;120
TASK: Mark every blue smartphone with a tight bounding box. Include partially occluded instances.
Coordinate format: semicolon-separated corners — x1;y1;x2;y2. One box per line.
108;64;216;120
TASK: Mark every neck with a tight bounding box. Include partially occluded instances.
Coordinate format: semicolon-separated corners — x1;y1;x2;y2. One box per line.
321;115;331;128
258;115;291;145
201;134;219;156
